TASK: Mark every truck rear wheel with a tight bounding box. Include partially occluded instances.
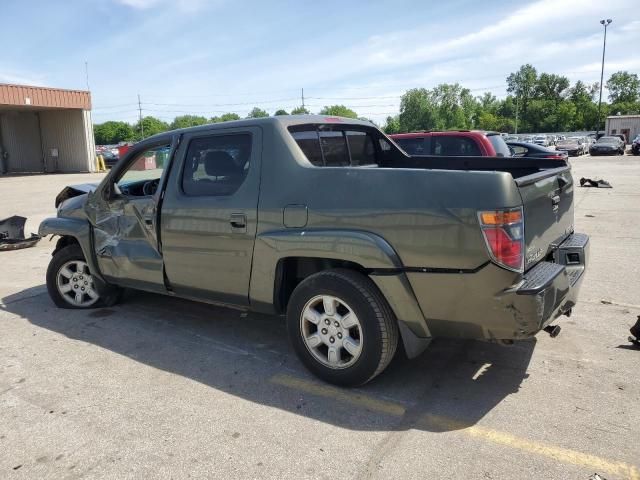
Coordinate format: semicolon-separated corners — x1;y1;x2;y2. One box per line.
286;269;398;386
46;244;121;309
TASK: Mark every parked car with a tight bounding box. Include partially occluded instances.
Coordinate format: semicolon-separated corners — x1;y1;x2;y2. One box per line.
610;133;627;144
507;141;567;160
390;130;512;157
589;136;625;155
39;116;588;386
523;135;535;143
100;150;119;168
533;135;550;147
631;135;640;155
555;139;584;157
568;137;588;155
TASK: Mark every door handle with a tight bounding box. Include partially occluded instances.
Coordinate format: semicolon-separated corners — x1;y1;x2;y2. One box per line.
230;213;247;229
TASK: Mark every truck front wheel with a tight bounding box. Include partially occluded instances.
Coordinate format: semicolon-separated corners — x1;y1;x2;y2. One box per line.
46;244;120;309
286;269;398;386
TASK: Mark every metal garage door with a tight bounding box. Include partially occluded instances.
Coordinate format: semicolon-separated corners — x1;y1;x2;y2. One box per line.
0;112;43;172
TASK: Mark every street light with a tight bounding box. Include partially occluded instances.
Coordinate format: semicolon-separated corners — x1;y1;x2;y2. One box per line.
596;18;612;139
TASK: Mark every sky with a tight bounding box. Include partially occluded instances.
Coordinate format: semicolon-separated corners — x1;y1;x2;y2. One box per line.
1;0;639;125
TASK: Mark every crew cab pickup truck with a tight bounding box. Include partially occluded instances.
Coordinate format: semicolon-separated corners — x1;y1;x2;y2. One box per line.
39;115;589;386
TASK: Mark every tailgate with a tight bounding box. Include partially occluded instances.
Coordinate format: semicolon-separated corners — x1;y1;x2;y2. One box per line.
516;166;574;270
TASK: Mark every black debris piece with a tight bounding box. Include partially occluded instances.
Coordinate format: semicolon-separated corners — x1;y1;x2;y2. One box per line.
579;177;612;188
0;216;41;251
629;316;640;348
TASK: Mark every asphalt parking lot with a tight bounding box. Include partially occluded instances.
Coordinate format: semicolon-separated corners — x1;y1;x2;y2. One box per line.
1;155;639;479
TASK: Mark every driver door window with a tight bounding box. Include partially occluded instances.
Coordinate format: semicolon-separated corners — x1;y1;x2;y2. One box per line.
116;144;171;196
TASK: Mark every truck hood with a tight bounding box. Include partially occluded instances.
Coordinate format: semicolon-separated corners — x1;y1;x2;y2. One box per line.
55;183;99;208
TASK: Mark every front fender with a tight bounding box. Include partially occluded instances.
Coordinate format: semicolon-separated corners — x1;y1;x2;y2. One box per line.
38;217;103;282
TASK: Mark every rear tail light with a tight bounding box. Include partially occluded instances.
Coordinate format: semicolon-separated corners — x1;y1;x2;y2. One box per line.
478;207;524;272
545;154;565;160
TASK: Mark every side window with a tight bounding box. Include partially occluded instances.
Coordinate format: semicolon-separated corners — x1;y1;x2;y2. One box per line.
117;144;171;196
512;145;527;157
289;126;381;166
396;138;426;155
433;136;481;156
346;131;376;165
319;131;349;166
181;134;251;196
291;131;323;166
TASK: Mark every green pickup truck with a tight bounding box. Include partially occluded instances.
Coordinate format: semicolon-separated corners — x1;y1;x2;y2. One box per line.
39;116;589;386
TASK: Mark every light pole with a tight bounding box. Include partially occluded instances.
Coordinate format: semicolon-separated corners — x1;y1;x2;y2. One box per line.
596;18;612;139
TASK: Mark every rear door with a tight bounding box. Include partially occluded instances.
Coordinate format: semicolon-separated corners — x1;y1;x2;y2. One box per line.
160;126;262;306
516;166;574;270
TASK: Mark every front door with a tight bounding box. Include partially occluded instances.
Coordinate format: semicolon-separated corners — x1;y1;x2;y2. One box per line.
160;126;262;306
86;140;174;291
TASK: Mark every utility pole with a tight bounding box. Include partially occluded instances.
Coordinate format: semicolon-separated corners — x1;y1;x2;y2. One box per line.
138;93;144;139
84;61;90;91
596;19;612;139
301;88;305;111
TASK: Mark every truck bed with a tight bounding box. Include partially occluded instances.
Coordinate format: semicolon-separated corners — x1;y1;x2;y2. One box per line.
383;155;567;180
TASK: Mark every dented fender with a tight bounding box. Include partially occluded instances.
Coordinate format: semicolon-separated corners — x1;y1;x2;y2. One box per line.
38;217;104;282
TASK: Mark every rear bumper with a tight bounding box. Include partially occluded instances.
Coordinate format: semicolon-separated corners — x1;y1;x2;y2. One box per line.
406;233;589;340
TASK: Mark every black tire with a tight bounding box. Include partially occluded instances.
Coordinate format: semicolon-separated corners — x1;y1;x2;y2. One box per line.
46;244;122;309
286;268;399;386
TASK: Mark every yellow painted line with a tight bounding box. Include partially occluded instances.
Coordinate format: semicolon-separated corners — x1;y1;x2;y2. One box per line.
271;373;640;480
270;373;406;417
422;415;640;480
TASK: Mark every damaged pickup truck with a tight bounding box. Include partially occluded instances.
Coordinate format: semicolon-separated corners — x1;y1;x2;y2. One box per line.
39;116;589;386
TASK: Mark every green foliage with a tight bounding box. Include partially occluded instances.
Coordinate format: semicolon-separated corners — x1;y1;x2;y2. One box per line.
319;105;358;118
383;116;401;134
211;113;241;123
246;107;269;118
274;109;289;116
290;106;310;115
606;71;640;104
170;115;208;130
94;121;135;145
132;116;169;141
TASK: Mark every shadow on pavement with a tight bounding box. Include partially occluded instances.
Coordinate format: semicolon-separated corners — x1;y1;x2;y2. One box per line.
2;285;535;433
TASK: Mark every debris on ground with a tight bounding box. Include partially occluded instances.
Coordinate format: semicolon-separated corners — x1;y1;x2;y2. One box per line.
629;316;640;349
589;474;607;480
0;216;41;251
579;177;612;188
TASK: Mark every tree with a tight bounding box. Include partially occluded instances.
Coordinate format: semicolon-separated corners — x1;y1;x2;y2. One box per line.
170;115;208;130
291;106;310;115
383;116;401;134
431;83;472;129
211;113;241;123
132;116;168;140
274;109;289;116
606;71;640;104
507;64;538;129
398;88;438;132
535;73;570;102
246;107;269;118
94;121;135;145
319;105;358;118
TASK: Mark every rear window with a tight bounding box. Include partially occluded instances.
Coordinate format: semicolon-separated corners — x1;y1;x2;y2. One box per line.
432;136;482;156
487;134;511;157
290;126;379;167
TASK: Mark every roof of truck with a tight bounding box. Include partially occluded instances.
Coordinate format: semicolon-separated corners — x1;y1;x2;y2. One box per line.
144;115;376;142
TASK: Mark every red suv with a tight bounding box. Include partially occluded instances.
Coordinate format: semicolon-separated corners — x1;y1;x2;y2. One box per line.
390;131;512;157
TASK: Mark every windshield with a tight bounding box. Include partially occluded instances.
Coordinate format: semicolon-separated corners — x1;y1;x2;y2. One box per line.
597;137;618;143
487;134;511;157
